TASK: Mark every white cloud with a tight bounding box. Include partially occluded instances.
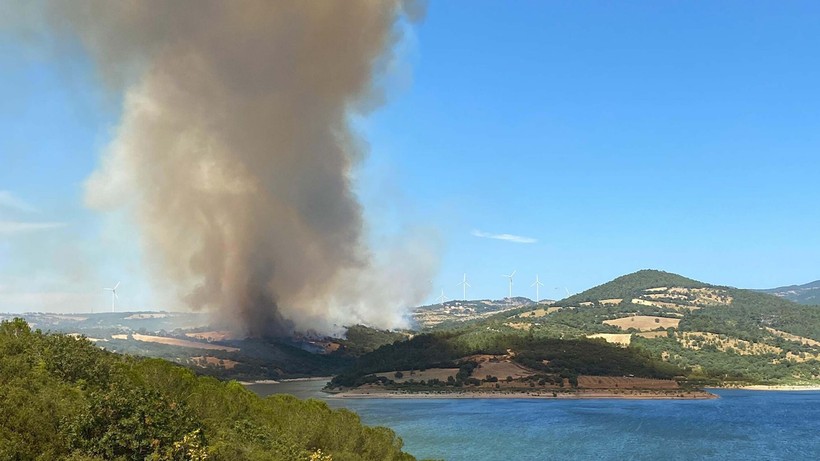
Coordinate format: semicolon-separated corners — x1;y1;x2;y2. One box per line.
0;191;37;213
0;221;67;234
471;229;537;244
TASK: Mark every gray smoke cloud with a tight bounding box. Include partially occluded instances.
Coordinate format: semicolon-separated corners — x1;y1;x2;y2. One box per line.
10;0;435;336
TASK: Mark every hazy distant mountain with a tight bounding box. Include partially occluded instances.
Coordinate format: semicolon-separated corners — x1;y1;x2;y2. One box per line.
411;296;544;328
758;280;820;305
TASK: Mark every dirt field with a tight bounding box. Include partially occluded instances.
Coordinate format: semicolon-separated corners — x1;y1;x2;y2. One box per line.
577;376;679;390
505;322;531;330
190;356;239;369
472;360;535;380
132;333;239;351
516;307;561;318
111;334;128;340
630;298;698;311
599;298;623;306
604;315;680;331
765;327;820;347
375;368;460;383
587;333;632;346
185;330;234;341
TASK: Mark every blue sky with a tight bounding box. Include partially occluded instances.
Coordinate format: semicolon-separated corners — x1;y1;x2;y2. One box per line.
2;2;820;312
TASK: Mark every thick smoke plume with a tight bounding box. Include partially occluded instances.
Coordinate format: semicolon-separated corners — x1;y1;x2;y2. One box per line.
16;1;434;336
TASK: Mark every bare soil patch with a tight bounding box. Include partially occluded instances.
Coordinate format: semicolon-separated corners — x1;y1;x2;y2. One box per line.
587;333;632;346
765;327;820;347
599;298;623;306
190;355;239;369
472;360;535;380
132;333;239;352
185;330;235;341
604;315;680;331
516;306;562;318
375;368;460;383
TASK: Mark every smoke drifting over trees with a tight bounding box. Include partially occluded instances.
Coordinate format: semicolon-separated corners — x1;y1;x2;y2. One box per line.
9;1;434;336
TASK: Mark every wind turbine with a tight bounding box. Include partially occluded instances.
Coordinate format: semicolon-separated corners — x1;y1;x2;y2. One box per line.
531;274;544;302
104;281;120;312
436;289;447;304
457;273;471;300
502;270;516;299
555;287;570;298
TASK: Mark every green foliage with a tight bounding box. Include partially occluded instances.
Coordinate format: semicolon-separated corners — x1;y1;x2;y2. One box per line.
632;335;820;384
0;319;420;461
329;329;681;388
555;269;708;306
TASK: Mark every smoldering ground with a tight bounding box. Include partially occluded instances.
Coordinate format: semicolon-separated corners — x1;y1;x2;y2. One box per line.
6;0;436;337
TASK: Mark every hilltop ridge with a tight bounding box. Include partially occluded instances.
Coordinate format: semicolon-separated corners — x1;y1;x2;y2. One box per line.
759;280;820;305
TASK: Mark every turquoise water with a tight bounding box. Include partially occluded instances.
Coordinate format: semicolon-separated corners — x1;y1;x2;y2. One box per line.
249;382;820;461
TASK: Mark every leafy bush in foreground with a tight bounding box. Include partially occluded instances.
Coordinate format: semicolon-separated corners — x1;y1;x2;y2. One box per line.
0;318;423;461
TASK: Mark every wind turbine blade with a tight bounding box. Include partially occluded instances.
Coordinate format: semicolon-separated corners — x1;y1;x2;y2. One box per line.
511;270;516;277
114;293;119;299
114;281;120;290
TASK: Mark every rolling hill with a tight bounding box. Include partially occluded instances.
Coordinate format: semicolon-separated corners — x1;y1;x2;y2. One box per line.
411;296;541;329
759;280;820;305
417;269;820;385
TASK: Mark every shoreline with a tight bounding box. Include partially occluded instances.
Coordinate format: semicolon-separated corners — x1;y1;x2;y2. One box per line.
729;385;820;392
329;389;717;400
240;376;332;385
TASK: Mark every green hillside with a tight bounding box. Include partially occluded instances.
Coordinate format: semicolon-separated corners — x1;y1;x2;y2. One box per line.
0;318;428;461
554;270;709;306
431;270;820;386
330;329;682;389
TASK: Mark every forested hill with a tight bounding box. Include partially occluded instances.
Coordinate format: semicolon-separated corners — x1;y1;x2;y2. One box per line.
0;318;428;461
759;280;820;305
472;269;820;385
554;270;710;306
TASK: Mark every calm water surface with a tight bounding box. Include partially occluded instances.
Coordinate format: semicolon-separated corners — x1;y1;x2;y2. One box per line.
249;381;820;461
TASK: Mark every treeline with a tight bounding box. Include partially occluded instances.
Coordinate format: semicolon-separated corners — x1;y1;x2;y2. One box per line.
0;319;427;461
330;329;682;388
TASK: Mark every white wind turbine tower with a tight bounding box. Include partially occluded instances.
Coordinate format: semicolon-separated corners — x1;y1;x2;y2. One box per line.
436;289;447;304
104;281;120;312
531;274;544;302
457;273;471;300
502;270;516;299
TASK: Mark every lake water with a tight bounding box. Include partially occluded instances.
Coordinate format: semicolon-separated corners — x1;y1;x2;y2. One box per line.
248;381;820;461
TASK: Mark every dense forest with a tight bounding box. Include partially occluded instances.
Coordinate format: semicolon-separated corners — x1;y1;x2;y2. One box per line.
0;319;432;461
